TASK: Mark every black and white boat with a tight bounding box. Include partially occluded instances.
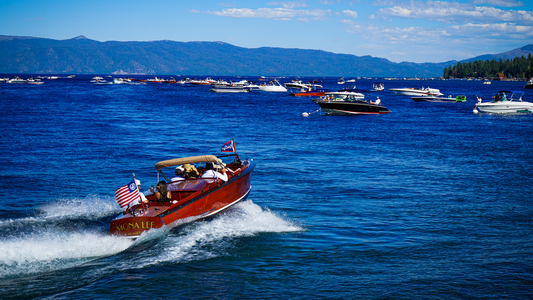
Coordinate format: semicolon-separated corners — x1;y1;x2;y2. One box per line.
313;95;390;115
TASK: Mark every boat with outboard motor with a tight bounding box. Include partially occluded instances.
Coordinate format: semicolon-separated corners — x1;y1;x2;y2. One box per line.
110;148;255;239
474;90;532;114
389;87;443;96
313;94;390;115
411;95;466;103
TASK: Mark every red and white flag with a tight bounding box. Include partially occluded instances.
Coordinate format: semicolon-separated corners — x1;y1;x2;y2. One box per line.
115;181;140;208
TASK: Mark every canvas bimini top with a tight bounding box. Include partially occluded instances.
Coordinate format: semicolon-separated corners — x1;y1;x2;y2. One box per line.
155;155;224;171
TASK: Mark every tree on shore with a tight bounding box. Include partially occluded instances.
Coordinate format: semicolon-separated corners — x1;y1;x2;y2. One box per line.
443;55;533;79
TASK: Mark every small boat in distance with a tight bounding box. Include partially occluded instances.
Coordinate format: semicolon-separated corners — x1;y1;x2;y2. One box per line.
474;90;532;114
483;80;492;85
389;87;443;96
7;76;26;84
285;79;309;89
524;79;533;89
259;79;287;92
337;77;345;84
411;95;466;103
290;87;329;97
211;84;251;93
110;146;255;239
26;78;44;85
372;82;384;91
314;95;390;115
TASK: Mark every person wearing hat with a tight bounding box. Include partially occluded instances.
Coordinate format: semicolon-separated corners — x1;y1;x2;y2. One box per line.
201;161;232;182
171;166;186;182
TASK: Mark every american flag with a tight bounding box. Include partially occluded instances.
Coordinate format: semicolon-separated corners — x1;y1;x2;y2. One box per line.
115;181;140;208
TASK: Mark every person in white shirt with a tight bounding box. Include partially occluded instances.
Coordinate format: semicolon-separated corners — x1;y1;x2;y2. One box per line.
127;179;148;208
371;97;381;105
171;166;186;182
201;162;231;182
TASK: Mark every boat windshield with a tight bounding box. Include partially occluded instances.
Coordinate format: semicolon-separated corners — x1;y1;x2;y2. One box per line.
494;91;523;102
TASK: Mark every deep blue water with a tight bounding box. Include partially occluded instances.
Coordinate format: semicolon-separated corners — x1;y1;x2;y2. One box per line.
1;76;532;299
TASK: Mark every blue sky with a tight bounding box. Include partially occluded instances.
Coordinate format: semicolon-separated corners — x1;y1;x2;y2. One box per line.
1;0;532;63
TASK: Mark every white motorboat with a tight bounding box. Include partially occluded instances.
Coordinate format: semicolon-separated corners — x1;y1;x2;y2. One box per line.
372;82;384;91
285;79;309;89
8;77;26;84
190;77;216;85
389;87;443;96
26;78;44;85
113;78;132;84
337;77;345;84
524;79;533;89
259;80;287;92
210;84;251;93
474;91;533;114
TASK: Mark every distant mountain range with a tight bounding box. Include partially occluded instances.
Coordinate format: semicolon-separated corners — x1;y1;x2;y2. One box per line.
460;45;533;63
0;35;531;77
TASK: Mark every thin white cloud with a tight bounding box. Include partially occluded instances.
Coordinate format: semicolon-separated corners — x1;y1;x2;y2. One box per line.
472;0;524;8
343;9;358;18
377;1;533;24
208;7;330;21
267;1;308;9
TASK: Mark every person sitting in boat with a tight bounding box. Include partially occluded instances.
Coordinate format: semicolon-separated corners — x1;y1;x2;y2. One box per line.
154;181;171;204
126;179;148;209
371;97;381;105
136;179;149;204
501;92;507;101
201;162;233;182
171;166;186;182
183;163;199;178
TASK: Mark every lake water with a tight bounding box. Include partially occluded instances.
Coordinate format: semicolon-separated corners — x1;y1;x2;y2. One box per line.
1;76;532;299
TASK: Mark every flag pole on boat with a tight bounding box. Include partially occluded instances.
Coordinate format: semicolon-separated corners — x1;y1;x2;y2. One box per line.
133;173;146;209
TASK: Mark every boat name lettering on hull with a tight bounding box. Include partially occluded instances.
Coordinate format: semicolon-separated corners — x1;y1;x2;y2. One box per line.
115;221;156;232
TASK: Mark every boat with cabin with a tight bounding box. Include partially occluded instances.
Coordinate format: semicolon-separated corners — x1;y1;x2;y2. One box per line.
110;149;255;239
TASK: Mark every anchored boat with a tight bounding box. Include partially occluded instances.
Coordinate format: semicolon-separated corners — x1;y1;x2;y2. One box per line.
474;90;532;114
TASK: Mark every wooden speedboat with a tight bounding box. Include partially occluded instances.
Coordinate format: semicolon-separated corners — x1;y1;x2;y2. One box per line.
110;153;255;238
290;88;329;97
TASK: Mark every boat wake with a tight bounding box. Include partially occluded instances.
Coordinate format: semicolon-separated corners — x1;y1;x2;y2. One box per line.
0;195;132;279
117;200;303;269
0;198;301;280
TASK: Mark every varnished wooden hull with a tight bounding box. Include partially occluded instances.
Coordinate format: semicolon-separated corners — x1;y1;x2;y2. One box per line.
110;160;255;238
